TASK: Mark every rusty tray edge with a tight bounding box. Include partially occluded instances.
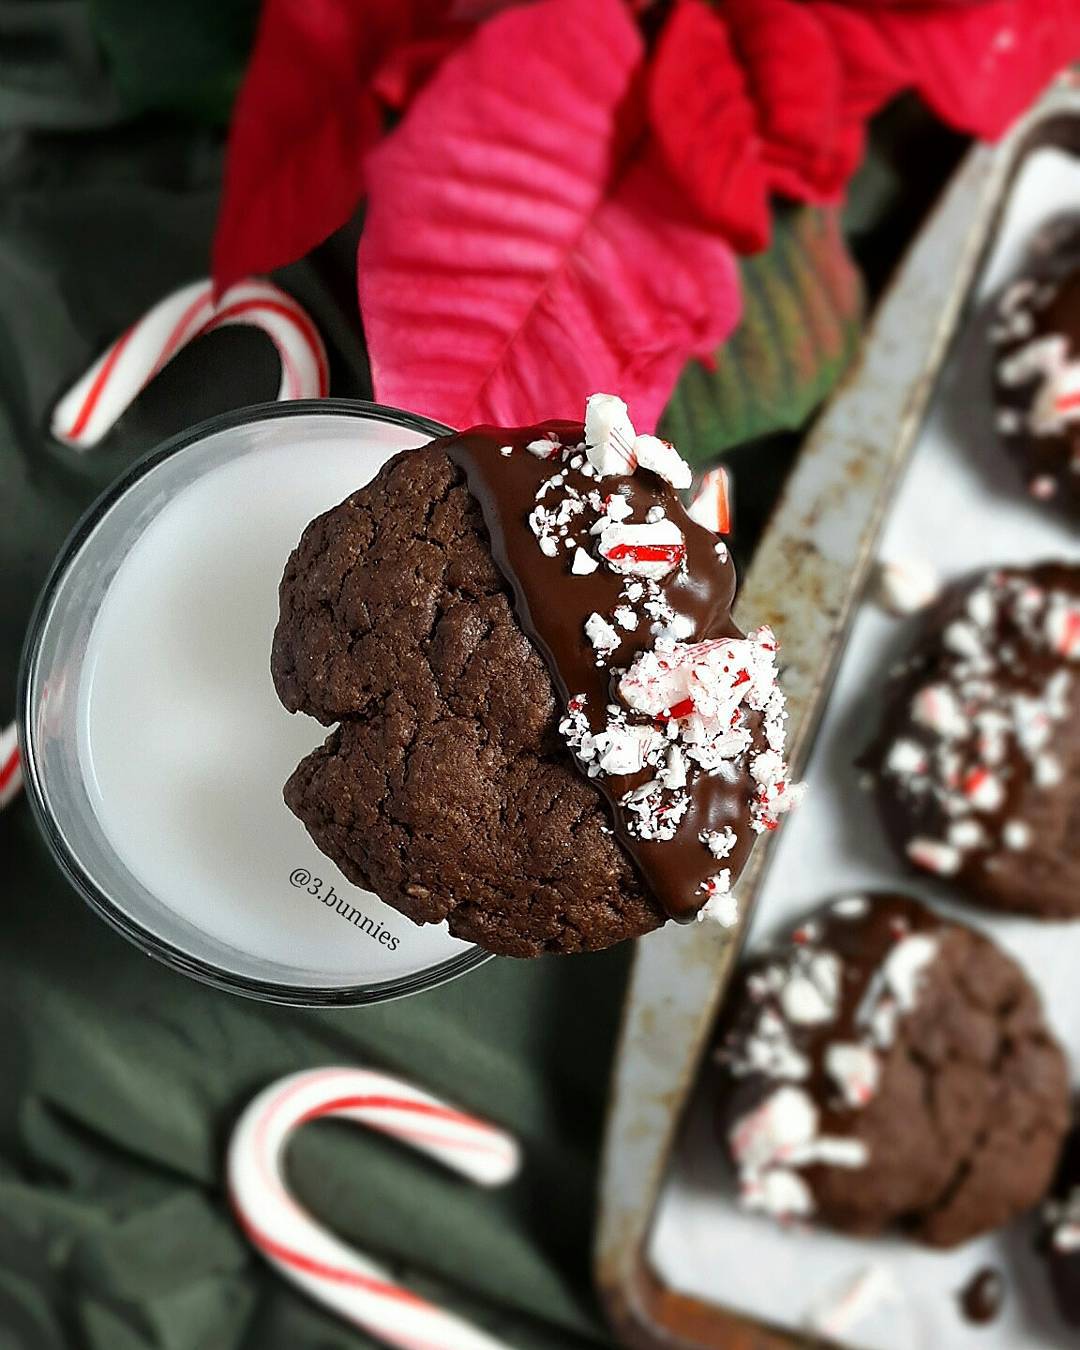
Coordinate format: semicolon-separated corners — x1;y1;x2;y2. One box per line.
595;78;1080;1350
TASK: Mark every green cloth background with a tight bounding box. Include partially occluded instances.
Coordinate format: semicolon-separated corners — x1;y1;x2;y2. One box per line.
0;5;962;1348
0;8;635;1346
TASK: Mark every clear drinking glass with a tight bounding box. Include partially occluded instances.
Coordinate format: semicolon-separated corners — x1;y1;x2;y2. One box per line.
19;400;492;1005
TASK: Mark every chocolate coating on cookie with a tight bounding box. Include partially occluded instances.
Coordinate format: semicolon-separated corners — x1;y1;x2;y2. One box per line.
443;417;795;924
866;563;1080;918
273;402;798;954
992;217;1080;513
715;894;1069;1247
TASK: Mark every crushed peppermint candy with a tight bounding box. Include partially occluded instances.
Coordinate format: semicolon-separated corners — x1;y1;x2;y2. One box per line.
825;1043;880;1108
1002;819;1032;850
583;392;693;489
873;556;941;617
597;519;686;579
584;612;620;663
803;1265;901;1340
697;886;738;927
583;393;638;477
633;433;692;490
877;569;1078;882
719;898;948;1222
701;825;737;859
855;933;939;1049
454;393;800;924
778;949;842;1026
728;1086;868;1216
687;465;732;536
992;269;1080;509
571;546;598;575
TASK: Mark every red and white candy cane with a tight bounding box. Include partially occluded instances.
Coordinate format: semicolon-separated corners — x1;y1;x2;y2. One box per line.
229;1068;520;1350
51;278;329;450
0;722;22;809
687;465;732;536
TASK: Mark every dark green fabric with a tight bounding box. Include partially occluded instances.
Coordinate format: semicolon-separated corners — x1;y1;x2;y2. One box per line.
0;23;629;1349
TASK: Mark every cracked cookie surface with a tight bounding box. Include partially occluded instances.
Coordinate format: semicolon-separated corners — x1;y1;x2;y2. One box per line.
715;893;1068;1247
271;445;665;957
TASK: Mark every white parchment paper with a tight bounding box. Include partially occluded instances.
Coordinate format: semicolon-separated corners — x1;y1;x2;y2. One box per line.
650;148;1080;1349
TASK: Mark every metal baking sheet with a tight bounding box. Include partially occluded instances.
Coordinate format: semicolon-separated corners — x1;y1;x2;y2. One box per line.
596;77;1080;1350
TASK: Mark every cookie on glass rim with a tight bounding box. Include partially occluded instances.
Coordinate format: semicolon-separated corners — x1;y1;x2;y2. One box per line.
272;394;801;958
866;562;1080;918
715;893;1068;1247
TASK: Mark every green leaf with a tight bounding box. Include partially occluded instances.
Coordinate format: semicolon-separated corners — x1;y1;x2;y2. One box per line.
660;205;863;465
88;0;260;124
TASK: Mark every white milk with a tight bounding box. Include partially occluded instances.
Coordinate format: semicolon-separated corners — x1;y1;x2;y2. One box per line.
75;414;476;990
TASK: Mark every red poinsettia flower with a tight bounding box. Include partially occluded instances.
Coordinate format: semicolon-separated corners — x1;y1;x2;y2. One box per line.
358;0;742;431
212;0;1080;430
212;0;472;294
649;0;1080;251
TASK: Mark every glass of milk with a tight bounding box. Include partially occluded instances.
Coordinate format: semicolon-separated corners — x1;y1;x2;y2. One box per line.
19;401;492;1004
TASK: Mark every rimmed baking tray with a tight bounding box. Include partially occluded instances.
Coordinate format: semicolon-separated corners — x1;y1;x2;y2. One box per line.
596;76;1080;1350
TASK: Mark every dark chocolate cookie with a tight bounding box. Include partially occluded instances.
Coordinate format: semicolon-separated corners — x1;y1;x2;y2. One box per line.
272;440;664;957
992;216;1080;514
272;401;798;956
715;894;1069;1247
866;563;1080;918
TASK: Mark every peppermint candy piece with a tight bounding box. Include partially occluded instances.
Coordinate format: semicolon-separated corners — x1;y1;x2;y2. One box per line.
525;436;561;460
697;878;737;927
584;393;637;478
961;766;1004;812
911;683;968;739
632;433;692;490
1046;594;1080;659
597;519;686;579
825;1043;880;1109
906;837;962;876
687;466;732;535
584;612;620;661
570;547;598;575
873;556;941;617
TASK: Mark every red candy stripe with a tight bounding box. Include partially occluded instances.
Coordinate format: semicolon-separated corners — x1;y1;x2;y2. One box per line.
229;1069;519;1350
0;723;21;809
51;279;329;450
604;542;687;564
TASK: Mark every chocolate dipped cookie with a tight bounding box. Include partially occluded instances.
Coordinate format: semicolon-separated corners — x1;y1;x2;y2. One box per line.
715;894;1068;1247
867;563;1080;917
272;395;799;957
992;217;1080;514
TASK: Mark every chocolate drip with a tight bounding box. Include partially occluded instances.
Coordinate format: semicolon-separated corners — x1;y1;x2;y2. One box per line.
958;1268;1003;1325
442;420;757;922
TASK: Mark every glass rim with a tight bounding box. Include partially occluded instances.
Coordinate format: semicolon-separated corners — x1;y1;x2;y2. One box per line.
18;397;495;1007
